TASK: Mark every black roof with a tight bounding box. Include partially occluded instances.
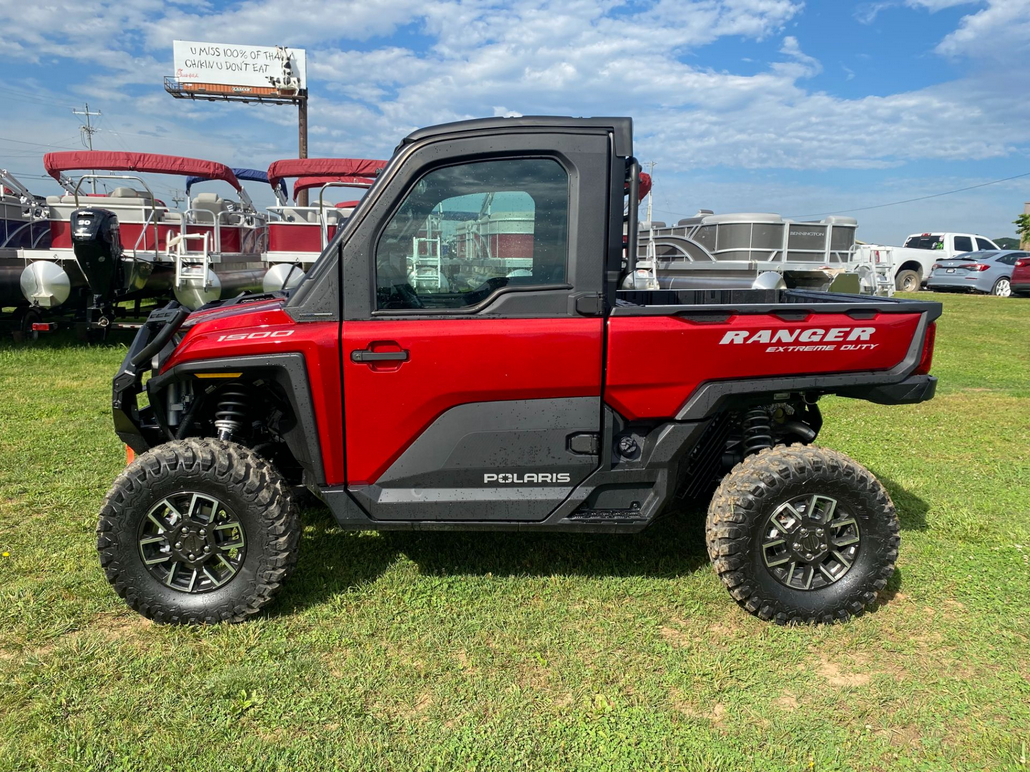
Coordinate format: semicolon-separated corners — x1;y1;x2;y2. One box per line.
401;116;633;156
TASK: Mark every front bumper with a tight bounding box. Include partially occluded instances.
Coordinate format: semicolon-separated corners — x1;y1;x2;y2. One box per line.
112;303;189;452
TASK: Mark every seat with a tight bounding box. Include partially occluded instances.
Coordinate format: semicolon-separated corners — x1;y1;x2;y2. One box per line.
110;187;147;200
322;208;345;225
279;207;317;223
191;192;229;224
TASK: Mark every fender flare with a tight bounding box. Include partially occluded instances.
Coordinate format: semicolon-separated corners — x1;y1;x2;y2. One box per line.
148;352;326;485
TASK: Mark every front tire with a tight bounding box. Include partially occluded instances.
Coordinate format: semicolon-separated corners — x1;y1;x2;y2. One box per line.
706;444;899;624
97;439;300;624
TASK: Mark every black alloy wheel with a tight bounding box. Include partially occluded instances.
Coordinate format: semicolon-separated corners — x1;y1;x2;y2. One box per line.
760;494;861;591
706;444;899;624
137;492;247;594
98;438;300;624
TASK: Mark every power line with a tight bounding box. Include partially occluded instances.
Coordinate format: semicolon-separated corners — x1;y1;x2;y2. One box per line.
788;171;1030;218
72;103;102;194
73;104;102;150
0;135;80;149
4;171;54;180
0;85;71;109
102;127;248;149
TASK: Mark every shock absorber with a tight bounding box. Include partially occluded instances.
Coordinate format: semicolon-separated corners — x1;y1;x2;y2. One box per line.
214;386;249;442
742;407;774;456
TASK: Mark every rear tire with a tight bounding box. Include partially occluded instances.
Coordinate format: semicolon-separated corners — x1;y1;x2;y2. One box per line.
97;438;300;624
12;308;41;344
706;444;899;624
991;277;1012;297
895;269;921;293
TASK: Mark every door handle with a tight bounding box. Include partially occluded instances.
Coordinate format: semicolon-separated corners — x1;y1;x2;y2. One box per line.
351;348;409;363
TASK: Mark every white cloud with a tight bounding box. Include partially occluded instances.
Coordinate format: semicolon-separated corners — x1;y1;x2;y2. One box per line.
775;35;822;77
906;0;979;10
0;0;1028;237
299;3;1026;173
935;0;1030;57
855;2;896;24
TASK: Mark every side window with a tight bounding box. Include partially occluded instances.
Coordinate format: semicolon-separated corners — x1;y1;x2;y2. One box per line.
375;158;569;310
953;236;973;253
996;254;1016;266
976;237;995;251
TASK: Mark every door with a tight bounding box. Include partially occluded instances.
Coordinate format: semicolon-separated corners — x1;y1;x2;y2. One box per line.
952;235;973;255
340;142;612;522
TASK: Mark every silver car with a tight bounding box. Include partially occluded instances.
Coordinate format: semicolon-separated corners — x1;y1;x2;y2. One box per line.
926;250;1027;297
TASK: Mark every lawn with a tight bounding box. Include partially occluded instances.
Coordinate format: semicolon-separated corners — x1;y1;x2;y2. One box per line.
0;292;1027;771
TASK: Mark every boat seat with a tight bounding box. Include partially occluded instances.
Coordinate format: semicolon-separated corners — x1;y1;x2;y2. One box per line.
53;192;158;207
191;192;229;223
110;187;155;202
278;207;317;223
54;194;116;205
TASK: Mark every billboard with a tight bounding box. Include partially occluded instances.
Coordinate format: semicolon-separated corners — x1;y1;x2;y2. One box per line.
172;41;306;90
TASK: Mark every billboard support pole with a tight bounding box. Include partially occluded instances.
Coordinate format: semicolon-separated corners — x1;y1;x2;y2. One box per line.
297;92;309;207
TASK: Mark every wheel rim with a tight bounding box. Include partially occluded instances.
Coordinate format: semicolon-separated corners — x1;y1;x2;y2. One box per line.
760;494;860;590
137;492;247;593
995;279;1011;297
901;275;917;292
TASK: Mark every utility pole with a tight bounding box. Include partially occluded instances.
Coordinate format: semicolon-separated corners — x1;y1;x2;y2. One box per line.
641;161;659;290
645;161;656;225
171;191;186;210
72;103;102;193
297;95;309;207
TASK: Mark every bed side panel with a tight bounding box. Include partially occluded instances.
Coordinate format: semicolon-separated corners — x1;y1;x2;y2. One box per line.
604;311;922;420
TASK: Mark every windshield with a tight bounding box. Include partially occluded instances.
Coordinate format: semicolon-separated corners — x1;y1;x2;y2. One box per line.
903;234;944;250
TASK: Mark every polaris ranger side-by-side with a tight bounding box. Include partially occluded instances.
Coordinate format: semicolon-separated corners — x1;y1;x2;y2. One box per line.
97;117;940;624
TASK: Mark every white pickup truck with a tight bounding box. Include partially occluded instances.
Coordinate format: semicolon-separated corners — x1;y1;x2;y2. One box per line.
855;232;1000;292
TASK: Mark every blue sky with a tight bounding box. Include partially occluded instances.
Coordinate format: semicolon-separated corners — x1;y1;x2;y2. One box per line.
2;0;1028;244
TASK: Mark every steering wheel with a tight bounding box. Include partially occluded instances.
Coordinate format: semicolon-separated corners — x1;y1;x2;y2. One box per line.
395;282;424;309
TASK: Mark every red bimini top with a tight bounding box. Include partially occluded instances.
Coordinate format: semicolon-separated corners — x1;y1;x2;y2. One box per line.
292;175;374;201
267;158;388;193
638;172;652;200
44;151;242;191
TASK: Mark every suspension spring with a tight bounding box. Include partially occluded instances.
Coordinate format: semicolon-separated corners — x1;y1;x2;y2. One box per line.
214;386;249;442
742;407;774;455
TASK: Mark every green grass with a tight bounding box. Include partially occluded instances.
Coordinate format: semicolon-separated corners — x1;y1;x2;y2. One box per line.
0;292;1028;771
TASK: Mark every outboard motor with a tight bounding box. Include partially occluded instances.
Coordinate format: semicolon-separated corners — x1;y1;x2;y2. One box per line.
72;209;122;301
70;208;152;328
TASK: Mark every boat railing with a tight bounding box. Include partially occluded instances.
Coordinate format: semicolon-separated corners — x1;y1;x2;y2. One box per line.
168;232;213;295
317;183;357;249
181;207;221;254
410;236;444;290
848;244;896;296
267;183;358;252
239;218;268;255
73;174;162;257
664;216;858;268
2;220;47;250
180;207;266;256
0;169;37;202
